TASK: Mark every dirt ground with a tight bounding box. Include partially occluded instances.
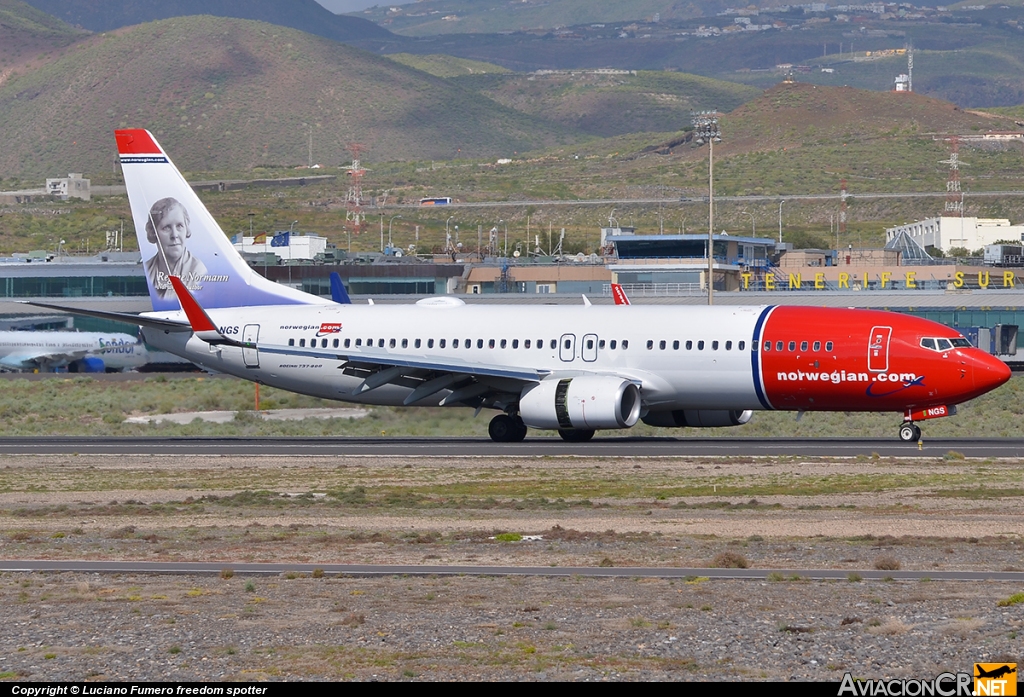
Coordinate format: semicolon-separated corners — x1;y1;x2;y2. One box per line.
0;453;1021;681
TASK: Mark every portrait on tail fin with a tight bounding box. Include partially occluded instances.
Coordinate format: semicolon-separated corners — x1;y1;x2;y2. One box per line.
144;197;208;300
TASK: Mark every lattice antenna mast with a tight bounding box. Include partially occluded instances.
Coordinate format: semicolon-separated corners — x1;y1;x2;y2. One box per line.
940;136;966;217
907;45;913;92
344;143;367;235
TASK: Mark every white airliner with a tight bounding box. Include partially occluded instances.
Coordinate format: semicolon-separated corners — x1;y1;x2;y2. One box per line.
0;331;148;372
32;130;1012;442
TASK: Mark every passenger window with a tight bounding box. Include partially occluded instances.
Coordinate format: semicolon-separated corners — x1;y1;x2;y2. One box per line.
488;339;495;349
725;341;732;350
673;340;679;350
826;341;833;351
598;340;605;349
776;341;784;351
550;339;556;349
524;339;531;349
686;340;692;350
788;341;795;352
467;339;473;349
477;339;484;349
333;339;339;348
300;339;306;347
427;339;434;348
739;341;745;351
712;341;719;350
586;339;594;349
320;339;326;348
344;338;351;348
439;339;446;348
698;340;705;350
288;339;295;346
659;340;666;350
414;339;420;349
500;339;506;349
453;339;460;348
512;339;518;349
800;341;808;352
355;338;362;347
813;341;820;351
378;339;385;348
647;340;654;350
764;341;770;351
609;340;616;349
622;340;629;349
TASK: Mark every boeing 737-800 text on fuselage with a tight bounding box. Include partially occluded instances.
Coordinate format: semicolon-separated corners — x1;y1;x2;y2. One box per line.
33;130;1011;442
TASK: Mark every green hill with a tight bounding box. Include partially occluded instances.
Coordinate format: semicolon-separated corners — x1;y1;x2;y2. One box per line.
22;0;392;41
0;16;584;178
455;70;761;137
387;53;510;78
0;0;86;72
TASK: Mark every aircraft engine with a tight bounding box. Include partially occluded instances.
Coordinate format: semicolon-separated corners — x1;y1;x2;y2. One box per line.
519;376;641;430
641;409;753;428
68;357;106;373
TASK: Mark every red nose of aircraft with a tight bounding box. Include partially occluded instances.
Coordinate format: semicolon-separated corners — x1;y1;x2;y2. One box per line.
972;351;1012;395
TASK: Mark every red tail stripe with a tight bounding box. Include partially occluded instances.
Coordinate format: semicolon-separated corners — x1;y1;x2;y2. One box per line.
115;129;162;155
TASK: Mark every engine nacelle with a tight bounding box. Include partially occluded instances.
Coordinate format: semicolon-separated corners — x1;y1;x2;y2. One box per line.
641;409;753;428
69;357;106;373
519;376;641;430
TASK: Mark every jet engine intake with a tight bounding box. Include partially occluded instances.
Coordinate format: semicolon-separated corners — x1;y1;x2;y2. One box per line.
641;409;753;428
519;376;641;430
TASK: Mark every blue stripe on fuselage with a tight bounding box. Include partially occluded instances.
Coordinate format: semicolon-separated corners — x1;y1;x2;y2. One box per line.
751;306;775;410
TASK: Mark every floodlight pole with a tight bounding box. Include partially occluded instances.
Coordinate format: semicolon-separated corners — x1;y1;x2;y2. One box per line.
692;110;720;306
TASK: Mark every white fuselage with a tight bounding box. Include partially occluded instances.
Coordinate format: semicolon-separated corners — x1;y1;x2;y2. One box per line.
0;331;149;372
142;303;765;410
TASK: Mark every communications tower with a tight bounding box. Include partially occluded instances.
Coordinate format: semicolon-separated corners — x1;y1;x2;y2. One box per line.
344;143;367;235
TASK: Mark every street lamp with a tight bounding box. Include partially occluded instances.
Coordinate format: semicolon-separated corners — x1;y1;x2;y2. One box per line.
692;110;721;305
289;220;298;233
741;211;755;238
446;215;455;253
778;200;785;244
388;215;402;250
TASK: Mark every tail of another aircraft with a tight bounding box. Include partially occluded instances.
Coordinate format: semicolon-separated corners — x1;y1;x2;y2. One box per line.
116;129;331;312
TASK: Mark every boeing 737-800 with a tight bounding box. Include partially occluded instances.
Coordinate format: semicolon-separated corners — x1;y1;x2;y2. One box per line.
32;130;1012;442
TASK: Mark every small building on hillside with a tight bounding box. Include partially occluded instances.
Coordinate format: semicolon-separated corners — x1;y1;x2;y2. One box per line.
885;217;1024;254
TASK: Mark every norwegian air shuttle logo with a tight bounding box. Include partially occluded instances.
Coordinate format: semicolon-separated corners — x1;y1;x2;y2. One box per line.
865;374;926;398
316;323;343;337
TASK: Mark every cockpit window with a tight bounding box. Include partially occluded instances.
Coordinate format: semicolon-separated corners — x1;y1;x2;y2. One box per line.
951;338;972;348
920;338;936;350
936;338;953;351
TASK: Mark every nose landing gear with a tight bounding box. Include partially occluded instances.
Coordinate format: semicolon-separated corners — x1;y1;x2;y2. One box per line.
898;422;922;442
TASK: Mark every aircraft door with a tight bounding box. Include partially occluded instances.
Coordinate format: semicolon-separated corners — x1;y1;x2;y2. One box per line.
867;325;891;373
559;333;576;362
582;333;598;362
242;324;260;368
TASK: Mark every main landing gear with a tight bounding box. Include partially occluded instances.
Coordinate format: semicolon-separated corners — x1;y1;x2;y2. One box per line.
898;422;922;442
488;413;527;442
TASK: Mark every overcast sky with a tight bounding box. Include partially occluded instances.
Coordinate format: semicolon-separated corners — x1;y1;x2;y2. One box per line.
315;0;414;13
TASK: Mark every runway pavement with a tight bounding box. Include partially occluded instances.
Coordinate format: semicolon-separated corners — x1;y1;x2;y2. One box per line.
1;435;1023;457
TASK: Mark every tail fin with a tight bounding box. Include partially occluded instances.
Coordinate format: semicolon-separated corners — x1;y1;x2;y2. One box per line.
330;272;352;304
116;129;331;312
610;283;631;305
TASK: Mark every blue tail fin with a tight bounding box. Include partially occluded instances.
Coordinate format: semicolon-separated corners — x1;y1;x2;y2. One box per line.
330;272;351;304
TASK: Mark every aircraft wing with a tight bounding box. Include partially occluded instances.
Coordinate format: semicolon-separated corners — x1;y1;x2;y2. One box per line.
0;348;91;371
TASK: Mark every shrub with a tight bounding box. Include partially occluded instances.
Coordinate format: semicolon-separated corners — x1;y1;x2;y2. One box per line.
873;555;901;571
710;551;749;569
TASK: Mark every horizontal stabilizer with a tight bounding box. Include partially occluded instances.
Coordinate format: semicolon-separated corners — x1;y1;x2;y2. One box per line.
23;301;191;332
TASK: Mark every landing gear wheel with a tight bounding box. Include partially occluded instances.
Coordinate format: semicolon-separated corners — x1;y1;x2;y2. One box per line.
489;414;527;443
558;428;595;442
898;423;918;442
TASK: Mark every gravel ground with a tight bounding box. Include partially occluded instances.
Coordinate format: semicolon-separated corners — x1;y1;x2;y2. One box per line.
0;453;1022;681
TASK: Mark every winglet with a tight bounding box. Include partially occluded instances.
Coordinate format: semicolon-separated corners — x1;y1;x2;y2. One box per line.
168;276;239;346
611;283;631;305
